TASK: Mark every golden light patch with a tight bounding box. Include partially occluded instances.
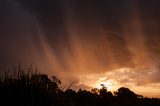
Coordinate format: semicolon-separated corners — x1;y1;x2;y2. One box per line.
92;79;119;91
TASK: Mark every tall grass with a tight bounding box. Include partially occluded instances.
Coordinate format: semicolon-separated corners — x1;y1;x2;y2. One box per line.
0;65;61;106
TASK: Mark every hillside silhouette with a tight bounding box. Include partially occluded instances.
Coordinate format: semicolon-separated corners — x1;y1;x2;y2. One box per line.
0;67;160;106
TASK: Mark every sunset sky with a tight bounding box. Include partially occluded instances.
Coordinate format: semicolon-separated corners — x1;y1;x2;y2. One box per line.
0;0;160;97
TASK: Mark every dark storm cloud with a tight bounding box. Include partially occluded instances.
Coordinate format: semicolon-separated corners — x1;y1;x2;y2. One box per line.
16;0;134;37
0;0;41;69
15;0;78;64
137;0;160;67
0;0;159;66
14;0;135;69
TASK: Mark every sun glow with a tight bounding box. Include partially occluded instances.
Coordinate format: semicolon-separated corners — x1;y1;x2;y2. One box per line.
77;67;160;97
78;68;132;91
93;79;118;91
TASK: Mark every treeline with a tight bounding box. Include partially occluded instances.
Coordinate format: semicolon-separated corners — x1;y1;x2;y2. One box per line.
0;68;160;106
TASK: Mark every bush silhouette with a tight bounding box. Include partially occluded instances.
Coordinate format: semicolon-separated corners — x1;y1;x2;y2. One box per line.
0;67;160;106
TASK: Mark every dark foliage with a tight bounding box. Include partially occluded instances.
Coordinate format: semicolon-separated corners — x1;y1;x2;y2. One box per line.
0;68;160;106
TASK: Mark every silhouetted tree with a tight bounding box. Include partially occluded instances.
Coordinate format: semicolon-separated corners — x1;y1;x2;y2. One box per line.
0;68;160;106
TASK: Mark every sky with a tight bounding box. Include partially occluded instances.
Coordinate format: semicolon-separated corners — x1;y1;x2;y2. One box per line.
0;0;160;97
